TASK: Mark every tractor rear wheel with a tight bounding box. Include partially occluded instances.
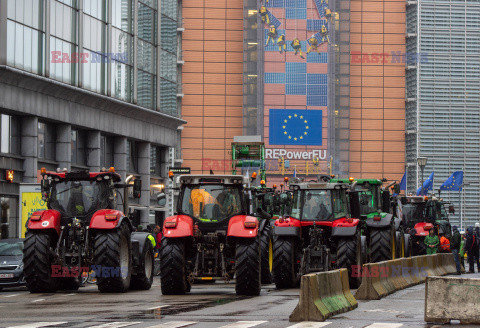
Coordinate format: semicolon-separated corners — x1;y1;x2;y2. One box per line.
23;231;58;293
235;237;261;296
160;238;188;295
272;236;298;289
260;223;273;284
369;228;393;263
336;234;362;288
93;223;132;292
130;240;154;290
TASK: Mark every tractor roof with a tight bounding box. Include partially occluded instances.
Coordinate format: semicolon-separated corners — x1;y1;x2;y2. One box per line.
176;174;248;185
333;178;383;185
289;182;350;190
42;170;121;182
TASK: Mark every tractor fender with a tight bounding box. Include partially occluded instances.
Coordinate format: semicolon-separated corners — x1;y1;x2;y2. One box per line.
365;213;393;229
163;215;194;238
131;232;152;269
258;217;269;233
393;217;402;230
404;233;412;256
27;209;61;235
331;218;360;237
227;215;258;238
273;217;301;238
89;209;130;230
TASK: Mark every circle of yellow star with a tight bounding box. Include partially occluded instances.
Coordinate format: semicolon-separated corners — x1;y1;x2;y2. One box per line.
282;112;310;142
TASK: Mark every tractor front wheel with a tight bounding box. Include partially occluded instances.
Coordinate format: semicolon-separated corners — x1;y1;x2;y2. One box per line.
160;238;188;295
272;236;298;289
93;223;132;292
130;239;154;290
23;231;58;293
260;223;273;284
235;237;261;296
369;228;393;263
336;234;362;288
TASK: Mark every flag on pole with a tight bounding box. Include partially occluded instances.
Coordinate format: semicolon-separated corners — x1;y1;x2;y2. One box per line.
440;171;463;191
399;172;406;191
416;171;434;196
294;165;297;178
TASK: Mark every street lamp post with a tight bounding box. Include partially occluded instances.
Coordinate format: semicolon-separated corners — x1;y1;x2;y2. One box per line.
417;157;428;195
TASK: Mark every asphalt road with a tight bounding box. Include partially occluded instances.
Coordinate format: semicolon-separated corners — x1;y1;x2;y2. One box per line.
0;270;479;328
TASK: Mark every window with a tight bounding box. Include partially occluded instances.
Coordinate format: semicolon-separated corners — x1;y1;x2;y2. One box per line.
82;14;107;93
38;121;56;160
127;140;138;173
100;135;114;168
71;129;87;165
150;146;165;176
112;0;133;32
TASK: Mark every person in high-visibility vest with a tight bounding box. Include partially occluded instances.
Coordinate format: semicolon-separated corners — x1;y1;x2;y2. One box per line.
439;234;451;252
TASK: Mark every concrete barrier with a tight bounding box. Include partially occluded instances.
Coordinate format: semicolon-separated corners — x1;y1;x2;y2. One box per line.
425;276;480;324
356;254;457;300
289;269;357;322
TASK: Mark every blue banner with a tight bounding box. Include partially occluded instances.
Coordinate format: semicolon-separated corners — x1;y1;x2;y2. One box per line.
416;171;434;196
269;109;322;145
399;172;406;191
440;171;463;191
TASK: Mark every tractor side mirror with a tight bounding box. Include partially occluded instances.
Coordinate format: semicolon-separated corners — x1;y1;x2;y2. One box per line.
40;179;48;194
156;193;166;207
133;179;141;198
449;205;455;214
348;191;360;219
381;190;391;213
393;183;401;194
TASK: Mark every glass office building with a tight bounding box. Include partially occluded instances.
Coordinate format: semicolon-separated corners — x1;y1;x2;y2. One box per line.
406;0;480;226
0;0;184;238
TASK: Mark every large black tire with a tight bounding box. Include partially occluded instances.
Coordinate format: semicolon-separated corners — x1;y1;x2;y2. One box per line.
93;224;132;293
23;231;58;293
272;236;298;289
235;237;261;296
336;234;362;289
260;223;273;284
160;238;188;295
130;240;154;290
369;228;393;263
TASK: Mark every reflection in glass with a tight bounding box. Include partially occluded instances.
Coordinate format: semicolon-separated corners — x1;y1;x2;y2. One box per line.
160;79;176;116
137;71;157;110
138;40;156;74
51;0;77;43
50;36;77;84
112;61;133;101
112;0;133;32
83;50;106;93
160;51;176;82
83;0;107;21
161;17;177;54
83;15;106;52
138;3;156;43
161;0;177;20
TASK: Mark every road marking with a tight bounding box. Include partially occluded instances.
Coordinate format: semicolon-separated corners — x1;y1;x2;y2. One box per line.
4;294;20;298
287;323;332;328
7;322;68;328
61;293;77;296
147;305;170;310
217;321;268;328
87;322;142;328
147;322;197;328
31;299;45;303
364;324;403;328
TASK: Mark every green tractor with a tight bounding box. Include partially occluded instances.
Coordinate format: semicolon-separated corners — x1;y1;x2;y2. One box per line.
332;178;407;262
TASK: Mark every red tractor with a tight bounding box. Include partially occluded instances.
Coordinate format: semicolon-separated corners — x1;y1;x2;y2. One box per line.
272;180;364;288
160;175;262;296
23;168;154;293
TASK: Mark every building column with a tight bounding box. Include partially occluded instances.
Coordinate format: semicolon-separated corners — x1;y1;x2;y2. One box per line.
21;117;38;183
138;142;151;226
87;131;101;171
113;137;127;212
56;125;71;170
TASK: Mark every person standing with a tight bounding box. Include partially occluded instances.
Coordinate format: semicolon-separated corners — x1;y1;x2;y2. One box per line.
474;223;480;270
153;225;162;250
450;226;462;274
464;226;477;273
424;228;440;255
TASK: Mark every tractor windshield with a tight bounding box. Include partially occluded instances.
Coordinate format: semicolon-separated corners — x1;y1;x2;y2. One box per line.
402;202;426;226
49;180;110;218
353;183;379;215
291;189;347;221
181;184;243;222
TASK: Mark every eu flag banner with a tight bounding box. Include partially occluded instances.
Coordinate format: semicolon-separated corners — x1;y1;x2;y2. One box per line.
399;172;406;191
416;171;434;196
440;171;463;191
269;109;322;145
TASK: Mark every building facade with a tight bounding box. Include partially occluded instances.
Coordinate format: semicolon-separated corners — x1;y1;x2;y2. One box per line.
406;0;480;226
0;0;184;238
182;0;405;185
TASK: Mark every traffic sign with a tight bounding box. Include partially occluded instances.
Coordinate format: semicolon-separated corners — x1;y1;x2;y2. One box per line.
169;167;191;174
